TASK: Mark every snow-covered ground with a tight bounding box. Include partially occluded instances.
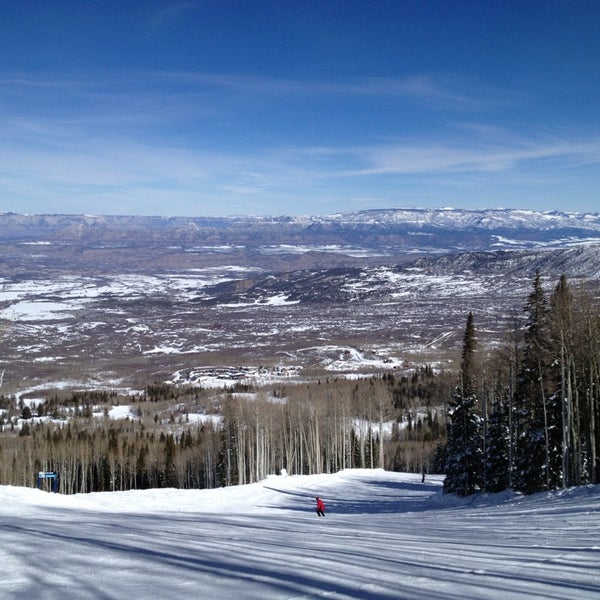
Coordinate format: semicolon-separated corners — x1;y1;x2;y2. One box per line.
1;470;598;599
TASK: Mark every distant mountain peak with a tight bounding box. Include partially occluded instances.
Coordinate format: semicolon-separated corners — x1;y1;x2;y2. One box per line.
1;208;600;255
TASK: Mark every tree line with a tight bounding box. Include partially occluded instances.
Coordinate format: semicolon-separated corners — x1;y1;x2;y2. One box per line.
0;374;446;493
444;272;600;495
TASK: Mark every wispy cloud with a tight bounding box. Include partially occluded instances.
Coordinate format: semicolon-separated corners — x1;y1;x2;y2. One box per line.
326;134;600;177
153;71;499;110
4;132;596;213
0;70;514;140
146;2;201;31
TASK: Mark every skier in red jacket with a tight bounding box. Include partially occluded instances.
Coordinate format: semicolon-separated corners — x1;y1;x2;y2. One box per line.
315;496;325;517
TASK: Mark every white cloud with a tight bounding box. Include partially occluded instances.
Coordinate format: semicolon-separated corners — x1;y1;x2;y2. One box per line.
335;135;600;176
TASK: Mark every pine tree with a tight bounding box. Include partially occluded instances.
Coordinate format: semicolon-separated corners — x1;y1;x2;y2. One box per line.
513;271;555;494
432;441;447;474
547;274;574;488
216;395;239;486
163;434;177;487
485;393;510;492
444;312;484;496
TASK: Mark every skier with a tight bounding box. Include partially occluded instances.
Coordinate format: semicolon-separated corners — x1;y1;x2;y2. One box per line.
315;496;325;517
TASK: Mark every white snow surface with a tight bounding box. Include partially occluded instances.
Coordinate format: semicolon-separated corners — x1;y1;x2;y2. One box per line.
1;469;599;599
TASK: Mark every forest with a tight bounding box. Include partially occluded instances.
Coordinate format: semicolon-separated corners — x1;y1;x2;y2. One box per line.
0;372;450;493
444;272;600;496
0;271;598;496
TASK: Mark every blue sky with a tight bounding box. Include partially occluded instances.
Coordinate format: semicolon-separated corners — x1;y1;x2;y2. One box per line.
1;1;599;217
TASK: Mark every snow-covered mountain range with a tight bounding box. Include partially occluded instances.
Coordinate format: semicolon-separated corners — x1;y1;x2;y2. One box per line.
2;208;600;256
3;206;600;230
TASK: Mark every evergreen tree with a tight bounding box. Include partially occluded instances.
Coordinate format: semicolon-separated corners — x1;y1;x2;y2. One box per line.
544;274;576;488
444;312;484;496
163;434;177;487
513;271;555;494
216;418;238;487
432;441;447;474
485;393;510;492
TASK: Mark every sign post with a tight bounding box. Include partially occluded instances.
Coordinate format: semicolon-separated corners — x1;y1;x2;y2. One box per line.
37;471;59;493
